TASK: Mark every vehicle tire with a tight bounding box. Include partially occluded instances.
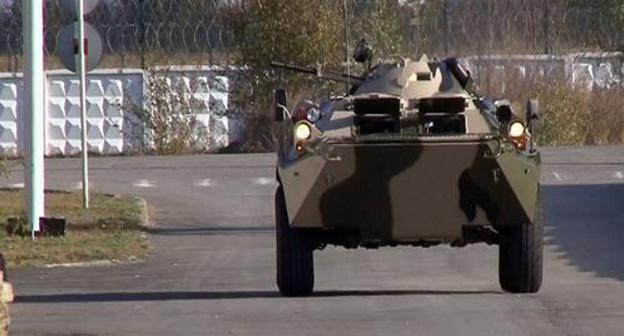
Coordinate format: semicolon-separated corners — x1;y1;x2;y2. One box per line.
275;186;314;297
498;192;543;294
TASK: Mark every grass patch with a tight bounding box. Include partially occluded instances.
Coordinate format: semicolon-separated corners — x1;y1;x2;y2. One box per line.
0;190;149;269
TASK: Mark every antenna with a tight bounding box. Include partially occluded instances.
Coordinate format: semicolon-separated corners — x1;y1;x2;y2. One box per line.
343;0;350;93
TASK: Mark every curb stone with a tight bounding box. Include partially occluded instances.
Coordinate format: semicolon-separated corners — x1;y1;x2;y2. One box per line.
0;300;7;336
132;196;154;229
0;283;11;304
0;255;12;304
0;254;10;335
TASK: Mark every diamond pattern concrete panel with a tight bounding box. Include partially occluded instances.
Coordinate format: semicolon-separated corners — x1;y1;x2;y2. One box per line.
0;68;237;156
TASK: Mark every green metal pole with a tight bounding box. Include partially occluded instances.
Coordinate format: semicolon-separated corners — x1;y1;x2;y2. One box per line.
23;0;46;237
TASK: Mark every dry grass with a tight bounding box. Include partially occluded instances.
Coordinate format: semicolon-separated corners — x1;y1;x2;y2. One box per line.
0;190;149;269
475;70;624;147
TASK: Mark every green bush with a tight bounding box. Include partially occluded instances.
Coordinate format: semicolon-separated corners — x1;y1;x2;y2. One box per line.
121;70;210;155
225;0;406;152
537;84;592;146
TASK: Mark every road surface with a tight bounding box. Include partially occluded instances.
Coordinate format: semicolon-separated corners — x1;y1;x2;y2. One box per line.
3;146;624;335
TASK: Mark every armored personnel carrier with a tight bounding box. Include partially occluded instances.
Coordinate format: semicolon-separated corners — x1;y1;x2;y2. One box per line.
272;40;542;297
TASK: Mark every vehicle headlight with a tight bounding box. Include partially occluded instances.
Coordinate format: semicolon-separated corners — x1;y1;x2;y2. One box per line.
509;121;526;138
295;123;312;141
306;107;321;123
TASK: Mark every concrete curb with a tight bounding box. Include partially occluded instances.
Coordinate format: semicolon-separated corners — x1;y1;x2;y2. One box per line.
1;301;8;336
0;254;11;335
132;196;154;229
0;283;11;304
0;255;12;304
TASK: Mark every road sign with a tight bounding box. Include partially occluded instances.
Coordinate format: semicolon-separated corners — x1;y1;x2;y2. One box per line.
58;0;101;209
58;0;100;17
56;22;103;73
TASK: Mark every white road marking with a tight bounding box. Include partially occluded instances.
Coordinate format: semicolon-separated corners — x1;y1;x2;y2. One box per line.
194;179;215;187
45;260;115;268
553;172;563;181
8;183;24;188
133;180;156;188
253;177;275;186
614;171;624;180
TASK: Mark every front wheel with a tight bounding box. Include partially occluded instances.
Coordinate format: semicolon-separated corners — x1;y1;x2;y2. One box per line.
498;197;543;294
275;186;314;297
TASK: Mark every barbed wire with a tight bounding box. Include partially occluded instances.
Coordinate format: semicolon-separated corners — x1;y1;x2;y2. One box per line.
406;0;623;57
0;0;235;71
0;0;621;72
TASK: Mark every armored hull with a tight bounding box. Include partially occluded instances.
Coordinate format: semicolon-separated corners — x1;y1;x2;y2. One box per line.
272;51;543;296
280;135;539;245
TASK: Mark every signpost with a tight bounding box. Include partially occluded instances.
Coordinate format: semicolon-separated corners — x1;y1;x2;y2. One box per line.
58;0;100;18
56;0;103;209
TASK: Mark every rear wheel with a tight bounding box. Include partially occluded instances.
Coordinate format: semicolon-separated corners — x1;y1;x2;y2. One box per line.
275;186;314;297
498;194;543;294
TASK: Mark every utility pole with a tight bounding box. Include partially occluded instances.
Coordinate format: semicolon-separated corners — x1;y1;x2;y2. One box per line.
23;0;46;237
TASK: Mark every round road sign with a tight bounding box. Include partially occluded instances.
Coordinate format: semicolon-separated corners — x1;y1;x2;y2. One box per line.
56;22;104;73
58;0;100;17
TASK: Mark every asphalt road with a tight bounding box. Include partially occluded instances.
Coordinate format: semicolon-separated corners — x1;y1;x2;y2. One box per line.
3;147;624;335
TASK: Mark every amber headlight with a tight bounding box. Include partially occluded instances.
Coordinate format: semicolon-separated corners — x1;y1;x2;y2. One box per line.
509;121;526;138
295;123;312;141
508;120;529;151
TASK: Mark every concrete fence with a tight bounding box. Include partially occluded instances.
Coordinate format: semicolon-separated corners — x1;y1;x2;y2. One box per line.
0;67;234;157
465;52;624;90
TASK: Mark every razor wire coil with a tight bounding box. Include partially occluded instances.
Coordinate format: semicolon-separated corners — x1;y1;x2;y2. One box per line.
0;0;620;72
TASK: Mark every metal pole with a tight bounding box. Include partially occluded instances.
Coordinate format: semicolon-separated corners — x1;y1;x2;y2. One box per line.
443;0;450;55
23;0;46;237
544;0;550;54
77;0;89;209
138;0;146;69
343;0;350;93
488;0;494;52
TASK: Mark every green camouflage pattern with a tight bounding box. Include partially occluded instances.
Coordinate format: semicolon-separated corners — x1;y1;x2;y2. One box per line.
275;54;540;247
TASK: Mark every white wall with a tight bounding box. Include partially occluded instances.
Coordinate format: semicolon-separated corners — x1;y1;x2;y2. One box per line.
0;67;234;157
464;52;624;90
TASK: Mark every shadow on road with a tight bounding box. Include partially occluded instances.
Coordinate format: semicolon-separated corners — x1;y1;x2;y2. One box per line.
147;226;274;236
16;289;500;303
543;184;624;282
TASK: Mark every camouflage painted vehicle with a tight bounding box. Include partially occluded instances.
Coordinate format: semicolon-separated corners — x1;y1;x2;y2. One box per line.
272;40;542;297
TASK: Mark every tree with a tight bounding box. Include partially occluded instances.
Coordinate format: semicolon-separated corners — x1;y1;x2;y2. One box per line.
226;0;407;151
563;0;624;50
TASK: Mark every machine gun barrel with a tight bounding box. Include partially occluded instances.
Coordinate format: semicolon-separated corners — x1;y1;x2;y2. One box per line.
270;61;364;84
